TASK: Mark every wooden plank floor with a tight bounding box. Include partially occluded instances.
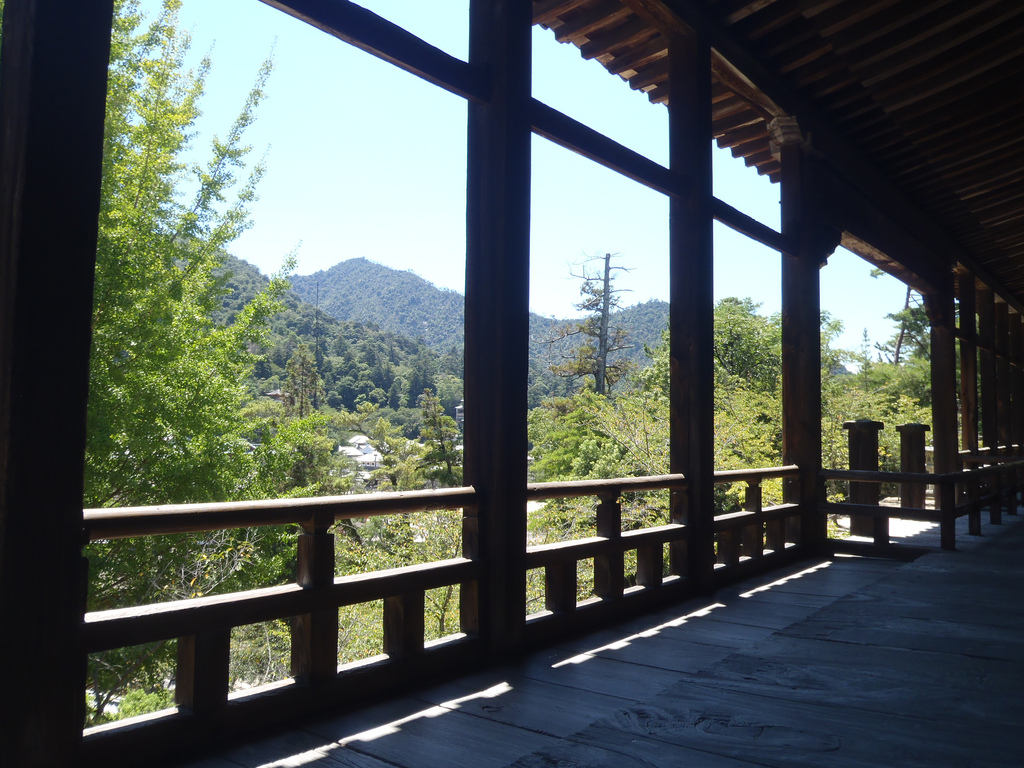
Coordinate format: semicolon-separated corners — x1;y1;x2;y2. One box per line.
174;513;1024;768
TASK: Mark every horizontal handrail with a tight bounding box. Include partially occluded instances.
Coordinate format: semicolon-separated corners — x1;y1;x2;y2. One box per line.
83;557;480;653
713;464;800;482
713;503;799;530
83;486;478;541
821;469;942;484
527;473;686;501
823;459;1024;486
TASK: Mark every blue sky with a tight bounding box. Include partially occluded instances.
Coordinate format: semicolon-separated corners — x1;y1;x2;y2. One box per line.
143;0;909;354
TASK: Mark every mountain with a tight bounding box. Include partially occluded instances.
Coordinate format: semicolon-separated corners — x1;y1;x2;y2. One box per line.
290;259;466;353
289;257;670;368
214;255;462;425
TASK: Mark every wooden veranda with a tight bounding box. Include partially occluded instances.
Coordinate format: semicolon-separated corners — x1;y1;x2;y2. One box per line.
172;512;1024;767
2;2;1024;766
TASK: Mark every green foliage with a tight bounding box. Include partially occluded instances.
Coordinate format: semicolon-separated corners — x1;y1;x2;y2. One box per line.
86;0;284;509
547;253;635;395
284;343;325;417
82;0;300;723
419;389;463;487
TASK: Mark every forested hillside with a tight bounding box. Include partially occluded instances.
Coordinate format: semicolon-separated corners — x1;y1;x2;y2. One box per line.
216;255;463;424
286;256;670;401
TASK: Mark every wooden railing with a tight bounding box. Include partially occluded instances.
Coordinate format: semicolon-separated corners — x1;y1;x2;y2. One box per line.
821;456;1024;552
81;487;480;760
81;465;805;762
522;465;802;642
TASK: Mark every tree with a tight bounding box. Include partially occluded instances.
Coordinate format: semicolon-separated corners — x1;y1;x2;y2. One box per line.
82;0;294;723
418;389;462;487
86;0;284;508
547;253;634;395
284;343;325;418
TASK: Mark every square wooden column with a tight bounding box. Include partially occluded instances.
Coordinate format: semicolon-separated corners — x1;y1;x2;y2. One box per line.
463;0;531;656
926;284;960;475
773;117;838;552
668;27;715;591
978;287;998;452
0;1;115;764
995;301;1011;450
958;272;979;455
1010;312;1024;452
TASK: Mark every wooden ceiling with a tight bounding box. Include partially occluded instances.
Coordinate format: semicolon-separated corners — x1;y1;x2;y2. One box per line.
533;0;1024;299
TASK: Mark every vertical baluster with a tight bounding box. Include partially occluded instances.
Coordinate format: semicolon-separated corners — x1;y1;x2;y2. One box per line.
968;471;982;535
292;510;337;683
742;480;764;559
384;592;425;659
594;492;623;599
545;560;578;612
176;629;231;716
717;525;740;567
991;464;1004;525
939;476;957;551
636;541;663;588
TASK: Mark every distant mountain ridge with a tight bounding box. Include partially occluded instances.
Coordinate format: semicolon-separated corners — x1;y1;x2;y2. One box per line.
290;257;669;366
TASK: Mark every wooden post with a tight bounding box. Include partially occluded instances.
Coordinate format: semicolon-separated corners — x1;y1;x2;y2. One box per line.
741;481;764;560
291;511;337;683
775;116;836;554
977;287;998;454
0;2;115;764
1009;311;1023;453
939;476;956;551
844;419;885;543
383;592;425;659
995;301;1010;450
926;287;960;476
594;493;624;599
545;561;577;613
636;541;664;589
176;630;231;716
958;272;979;456
668;27;715;591
897;423;929;510
463;0;531;657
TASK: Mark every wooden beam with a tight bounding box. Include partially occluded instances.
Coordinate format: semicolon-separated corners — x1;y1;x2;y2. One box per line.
0;2;115;764
627;0;1024;313
463;0;531;657
530;99;686;198
668;26;715;590
261;0;486;102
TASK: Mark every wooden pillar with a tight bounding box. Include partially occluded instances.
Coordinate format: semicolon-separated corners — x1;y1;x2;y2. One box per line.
0;2;115;764
897;423;930;510
774;117;836;553
594;493;624;599
844;420;885;543
958;272;979;455
926;287;960;476
668;27;715;591
291;511;337;682
463;0;531;657
1009;312;1023;452
977;287;998;453
995;301;1010;450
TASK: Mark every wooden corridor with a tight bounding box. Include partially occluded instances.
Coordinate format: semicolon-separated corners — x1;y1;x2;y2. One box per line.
173;514;1024;768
